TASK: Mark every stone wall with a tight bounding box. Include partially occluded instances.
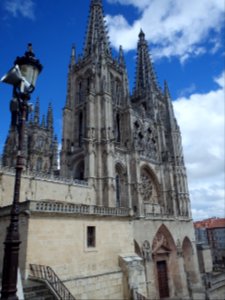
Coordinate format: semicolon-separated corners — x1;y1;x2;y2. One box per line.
197;244;213;273
0;168;95;207
65;271;123;299
25;213;136;298
0;209;135;299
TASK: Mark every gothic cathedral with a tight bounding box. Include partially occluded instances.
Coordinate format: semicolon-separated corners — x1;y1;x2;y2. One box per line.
0;0;205;299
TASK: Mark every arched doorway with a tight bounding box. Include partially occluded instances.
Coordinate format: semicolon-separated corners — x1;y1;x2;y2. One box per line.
152;225;182;299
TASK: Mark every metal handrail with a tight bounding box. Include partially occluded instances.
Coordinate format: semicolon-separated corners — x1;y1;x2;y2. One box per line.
30;264;75;300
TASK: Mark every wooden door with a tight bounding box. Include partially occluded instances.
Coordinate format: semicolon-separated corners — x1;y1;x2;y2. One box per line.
157;260;169;298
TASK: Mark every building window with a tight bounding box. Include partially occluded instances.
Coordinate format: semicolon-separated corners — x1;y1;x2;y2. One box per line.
116;174;121;207
79;112;83;147
116;114;121;143
78;81;82;103
87;226;96;248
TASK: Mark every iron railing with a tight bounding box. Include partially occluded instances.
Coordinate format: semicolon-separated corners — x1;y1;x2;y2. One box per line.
30;264;75;300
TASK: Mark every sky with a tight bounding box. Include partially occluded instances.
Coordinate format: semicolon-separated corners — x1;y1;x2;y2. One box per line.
0;0;224;220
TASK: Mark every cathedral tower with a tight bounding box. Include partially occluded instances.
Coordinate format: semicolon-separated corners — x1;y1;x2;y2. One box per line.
61;0;130;206
61;1;191;218
2;98;58;174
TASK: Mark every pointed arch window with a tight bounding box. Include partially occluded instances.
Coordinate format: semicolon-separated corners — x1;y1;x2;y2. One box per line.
111;75;115;102
86;77;90;93
115;174;121;207
115;163;128;207
78;81;82;103
79;112;83;147
74;160;85;180
116;113;121;143
140;168;159;204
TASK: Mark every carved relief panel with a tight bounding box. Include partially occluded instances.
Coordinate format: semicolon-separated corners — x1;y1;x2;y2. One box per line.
140;168;159;204
133;120;158;160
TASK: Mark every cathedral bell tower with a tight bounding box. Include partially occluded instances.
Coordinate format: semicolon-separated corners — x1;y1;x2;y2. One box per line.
60;0;130;206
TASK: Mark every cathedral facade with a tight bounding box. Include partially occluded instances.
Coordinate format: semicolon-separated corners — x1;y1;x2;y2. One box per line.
0;0;205;299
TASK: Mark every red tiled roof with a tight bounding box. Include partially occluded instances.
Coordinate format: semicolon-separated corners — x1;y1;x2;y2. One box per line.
194;218;225;229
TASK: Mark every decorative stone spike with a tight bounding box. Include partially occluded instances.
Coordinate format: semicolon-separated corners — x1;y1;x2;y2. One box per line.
34;97;40;124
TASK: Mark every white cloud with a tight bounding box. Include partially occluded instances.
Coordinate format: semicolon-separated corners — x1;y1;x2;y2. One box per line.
177;83;196;98
107;0;149;10
106;0;224;61
3;0;36;20
173;72;225;220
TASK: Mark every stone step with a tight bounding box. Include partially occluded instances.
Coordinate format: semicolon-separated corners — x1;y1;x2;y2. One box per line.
23;279;56;300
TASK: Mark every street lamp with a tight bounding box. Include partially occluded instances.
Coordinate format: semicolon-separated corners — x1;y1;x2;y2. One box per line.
0;44;42;300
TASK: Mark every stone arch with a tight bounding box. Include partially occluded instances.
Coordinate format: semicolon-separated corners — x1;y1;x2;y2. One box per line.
115;162;127;207
84;68;93;93
73;155;85;180
182;236;198;285
134;239;142;257
140;165;160;205
152;224;176;254
152;224;183;299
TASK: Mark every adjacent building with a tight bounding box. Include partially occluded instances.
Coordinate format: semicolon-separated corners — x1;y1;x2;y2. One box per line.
195;218;225;266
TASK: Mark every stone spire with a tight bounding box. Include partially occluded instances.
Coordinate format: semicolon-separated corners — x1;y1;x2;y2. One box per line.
83;0;111;58
164;80;171;99
47;103;53;133
41;115;46;128
34;97;40;124
70;44;76;68
118;45;125;67
164;80;176;126
65;45;75;108
52;135;58;173
133;30;158;95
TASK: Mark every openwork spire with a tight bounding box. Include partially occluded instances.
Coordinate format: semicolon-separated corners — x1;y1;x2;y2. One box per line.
70;44;76;67
47;103;53;132
41;115;45;128
34;97;40;124
118;45;125;67
164;80;177;128
83;0;111;58
133;30;158;95
164;80;171;99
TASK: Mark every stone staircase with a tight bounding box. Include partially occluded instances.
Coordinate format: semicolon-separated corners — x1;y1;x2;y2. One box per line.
23;279;56;300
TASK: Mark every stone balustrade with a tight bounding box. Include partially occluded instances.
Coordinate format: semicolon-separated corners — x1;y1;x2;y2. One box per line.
0;165;88;187
33;201;131;217
0;200;131;217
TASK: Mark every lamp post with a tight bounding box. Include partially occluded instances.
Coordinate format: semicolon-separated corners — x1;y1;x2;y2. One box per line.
0;44;42;300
